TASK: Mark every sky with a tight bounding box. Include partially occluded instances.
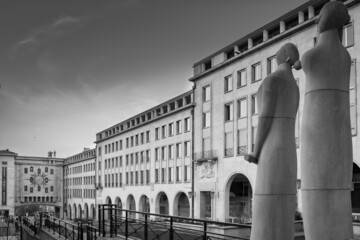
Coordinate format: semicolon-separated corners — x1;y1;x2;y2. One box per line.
0;0;308;158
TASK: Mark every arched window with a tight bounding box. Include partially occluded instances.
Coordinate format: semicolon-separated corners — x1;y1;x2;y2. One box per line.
37;168;41;174
38;186;41;192
45;167;48;172
24;168;28;174
50;169;54;174
30;167;33;172
30;187;33;193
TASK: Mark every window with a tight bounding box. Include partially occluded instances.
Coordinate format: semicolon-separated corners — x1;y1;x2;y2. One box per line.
146;131;150;143
50;169;54;174
238;129;248;155
162;168;166;183
184;165;190;182
267;56;277;74
169;123;174;136
184;141;191;157
184;117;191;132
30;187;33;193
24;186;27;191
146;170;150;184
176;166;181;182
343;22;354;48
168;167;173;182
168;145;174;159
126;138;129;148
24;168;28;174
130;136;134;147
238;98;247;118
155;148;160;161
38;186;41;192
225;132;234;157
237;69;246;88
176;143;182;158
203;85;211;102
252;62;262;82
155;169;159;183
146;150;150;162
162;125;167;138
120;140;123;150
135;135;139;146
251;95;258;115
45;188;48;193
30;167;33;172
252;126;257;151
350;60;357;135
225;103;234;122
155;128;160;140
161;146;166;160
224;75;233;92
176;120;182;134
140;133;144;144
203;112;211;128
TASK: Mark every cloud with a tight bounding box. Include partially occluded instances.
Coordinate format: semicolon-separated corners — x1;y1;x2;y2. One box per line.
11;16;89;52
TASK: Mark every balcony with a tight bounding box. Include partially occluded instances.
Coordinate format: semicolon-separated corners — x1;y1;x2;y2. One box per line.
237;146;248;156
224;148;234;157
193;150;218;164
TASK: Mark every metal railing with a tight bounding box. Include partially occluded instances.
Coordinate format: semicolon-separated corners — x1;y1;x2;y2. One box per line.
193;150;218;161
41;213;83;240
98;204;251;240
224;148;234;157
237;146;247;156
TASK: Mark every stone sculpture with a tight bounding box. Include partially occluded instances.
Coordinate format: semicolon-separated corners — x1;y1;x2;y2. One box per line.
300;2;353;240
245;43;301;240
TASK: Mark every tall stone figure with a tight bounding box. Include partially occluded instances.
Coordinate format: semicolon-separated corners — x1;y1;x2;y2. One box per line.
301;2;353;240
245;43;301;240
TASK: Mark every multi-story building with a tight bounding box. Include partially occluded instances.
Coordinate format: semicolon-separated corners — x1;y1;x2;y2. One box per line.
189;0;360;222
0;150;64;218
95;91;194;218
64;148;96;220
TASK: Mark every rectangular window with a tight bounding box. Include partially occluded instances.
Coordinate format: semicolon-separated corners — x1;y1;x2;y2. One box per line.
203;85;211;102
140;151;144;163
126;138;129;148
155;169;159;183
146;170;150;184
267;56;277;74
238;129;248;155
126;173;129;185
140;133;144;144
184;141;191;157
184;117;191;132
146;131;150;143
130;172;133;185
169;123;174;136
224;74;233;92
343;22;354;47
176;120;182;134
162;125;167;138
168;167;173;182
155;148;160;161
238;98;247;118
203;112;211;128
350;60;357;135
168;145;174;159
176;143;182;158
135;172;138;184
252;62;262;82
176;166;182;182
146;150;150;162
237;69;246;88
225;132;234;157
161;146;166;160
184;165;190;182
225;103;234;122
119;140;123;150
130;136;134;147
135;135;139;146
155;128;160;140
140;171;144;184
162;168;166;183
251;94;258;115
252;126;258;151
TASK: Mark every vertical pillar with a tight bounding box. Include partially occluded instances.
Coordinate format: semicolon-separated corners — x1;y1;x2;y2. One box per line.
263;30;268;42
248;38;253;49
308;6;315;19
299;10;305;24
280;21;286;33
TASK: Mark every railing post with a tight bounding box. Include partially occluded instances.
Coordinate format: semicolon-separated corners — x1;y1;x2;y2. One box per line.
144;213;148;240
125;211;128;239
102;206;105;237
110;205;113;237
115;206;118;236
169;217;174;240
59;219;61;238
98;205;101;235
73;225;75;240
40;213;42;229
65;222;67;239
203;221;207;240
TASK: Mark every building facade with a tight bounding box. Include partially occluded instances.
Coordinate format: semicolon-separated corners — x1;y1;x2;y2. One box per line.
64;148;96;220
95;91;194;218
0;150;64;218
189;0;360;222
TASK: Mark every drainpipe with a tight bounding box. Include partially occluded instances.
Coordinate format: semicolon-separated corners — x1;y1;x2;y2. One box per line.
191;84;196;219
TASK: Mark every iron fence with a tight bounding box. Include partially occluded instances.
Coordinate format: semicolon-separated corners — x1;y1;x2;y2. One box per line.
41;213;83;240
98;204;251;240
193;150;217;161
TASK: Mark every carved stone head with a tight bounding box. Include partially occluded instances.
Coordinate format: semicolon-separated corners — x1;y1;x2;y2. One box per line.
276;43;301;70
317;1;350;34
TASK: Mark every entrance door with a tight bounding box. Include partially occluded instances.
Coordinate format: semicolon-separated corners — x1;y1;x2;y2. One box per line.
200;192;211;220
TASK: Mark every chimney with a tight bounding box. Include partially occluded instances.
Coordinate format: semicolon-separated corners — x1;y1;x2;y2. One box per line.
53;151;56;157
48;151;53;157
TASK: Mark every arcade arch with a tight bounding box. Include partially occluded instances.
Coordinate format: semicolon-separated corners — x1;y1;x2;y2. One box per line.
126;195;136;219
84;203;89;219
155;192;169;215
73;204;77;220
78;204;82;219
173;192;190;217
115;197;123;216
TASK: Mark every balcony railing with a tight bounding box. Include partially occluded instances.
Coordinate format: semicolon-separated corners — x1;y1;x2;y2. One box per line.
225;148;234;157
238;146;248;156
193;150;218;162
